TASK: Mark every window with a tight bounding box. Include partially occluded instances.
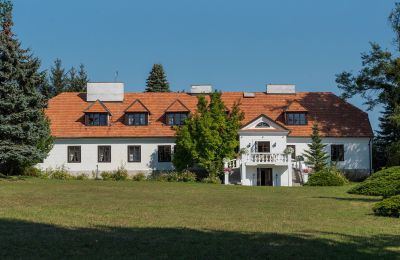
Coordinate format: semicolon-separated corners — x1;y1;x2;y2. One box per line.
331;144;344;162
126;113;148;126
128;146;141;162
68;146;81;163
256;122;270;128
286;112;307;125
256;141;270;153
166;112;188;126
86;113;108;126
98;146;111;162
286;145;296;160
158;145;172;162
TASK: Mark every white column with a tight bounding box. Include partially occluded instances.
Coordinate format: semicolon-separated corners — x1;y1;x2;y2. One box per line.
240;162;246;185
223;160;229;185
287;156;293;187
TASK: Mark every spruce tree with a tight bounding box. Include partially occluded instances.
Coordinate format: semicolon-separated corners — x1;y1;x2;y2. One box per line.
145;64;170;92
303;122;329;172
50;58;66;96
0;0;53;175
65;64;88;92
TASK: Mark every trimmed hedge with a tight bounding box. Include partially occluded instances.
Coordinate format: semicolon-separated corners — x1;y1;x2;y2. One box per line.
305;167;348;186
348;167;400;197
373;195;400;218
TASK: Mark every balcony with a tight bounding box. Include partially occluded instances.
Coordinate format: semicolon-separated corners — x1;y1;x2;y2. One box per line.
245;153;289;166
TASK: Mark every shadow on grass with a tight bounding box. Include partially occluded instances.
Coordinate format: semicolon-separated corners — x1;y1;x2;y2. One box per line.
0;218;398;259
314;196;382;202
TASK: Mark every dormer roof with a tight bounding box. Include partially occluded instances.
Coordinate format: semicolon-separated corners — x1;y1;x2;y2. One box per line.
284;100;308;112
125;99;151;114
165;99;190;112
83;100;112;115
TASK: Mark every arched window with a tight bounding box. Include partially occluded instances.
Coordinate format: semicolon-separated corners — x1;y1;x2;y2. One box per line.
255;122;270;128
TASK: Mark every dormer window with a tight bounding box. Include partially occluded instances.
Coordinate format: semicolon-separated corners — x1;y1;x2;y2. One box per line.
87;113;109;126
256;122;270;128
286;112;307;125
166;112;188;126
126;112;148;126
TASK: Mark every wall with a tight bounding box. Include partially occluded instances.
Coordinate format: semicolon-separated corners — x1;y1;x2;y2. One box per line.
242;165;289;186
38;138;176;176
239;132;288;155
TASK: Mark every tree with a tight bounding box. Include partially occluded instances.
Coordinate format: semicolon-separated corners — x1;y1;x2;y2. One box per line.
49;58;66;96
0;0;53;175
173;92;244;178
303;122;329;172
66;64;88;92
145;64;170;92
335;3;400;167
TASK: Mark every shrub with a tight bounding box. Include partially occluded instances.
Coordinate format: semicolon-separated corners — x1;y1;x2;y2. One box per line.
177;170;197;182
76;173;89;180
42;166;74;180
373;195;400;218
132;172;147;181
147;170;197;182
23;167;43;177
100;171;114;180
201;175;221;184
305;167;348;186
114;166;128;181
348;166;400;197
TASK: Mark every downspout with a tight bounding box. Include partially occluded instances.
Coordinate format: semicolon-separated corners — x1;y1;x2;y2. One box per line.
368;138;372;175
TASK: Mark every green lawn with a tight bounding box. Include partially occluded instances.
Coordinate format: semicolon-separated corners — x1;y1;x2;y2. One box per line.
0;179;399;259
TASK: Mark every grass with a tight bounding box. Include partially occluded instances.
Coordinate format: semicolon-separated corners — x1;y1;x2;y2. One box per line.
0;179;399;259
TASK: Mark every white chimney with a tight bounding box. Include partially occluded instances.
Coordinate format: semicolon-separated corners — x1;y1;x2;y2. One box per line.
190;84;213;94
266;84;296;94
86;82;124;102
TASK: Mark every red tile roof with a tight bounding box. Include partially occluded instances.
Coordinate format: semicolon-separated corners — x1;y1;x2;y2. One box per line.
165;99;190;112
83;100;111;114
285;100;308;112
46;92;373;138
125;99;151;113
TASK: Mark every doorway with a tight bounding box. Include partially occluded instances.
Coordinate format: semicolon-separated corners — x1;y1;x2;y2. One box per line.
257;168;273;186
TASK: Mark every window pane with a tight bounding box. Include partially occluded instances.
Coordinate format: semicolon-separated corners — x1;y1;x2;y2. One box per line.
98;146;111;162
286;113;307;125
128;146;141;162
158;145;171;162
166;113;188;126
68;146;81;163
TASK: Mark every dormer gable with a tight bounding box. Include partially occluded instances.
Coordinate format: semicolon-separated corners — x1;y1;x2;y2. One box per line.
284;100;308;125
124;99;150;126
239;114;289;134
83;100;111;126
165;99;190;112
125;99;151;114
165;99;190;126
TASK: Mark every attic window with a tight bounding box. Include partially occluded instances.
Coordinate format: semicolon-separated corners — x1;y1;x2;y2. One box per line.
126;112;148;126
166;112;188;126
86;113;108;126
255;122;270;128
285;112;307;125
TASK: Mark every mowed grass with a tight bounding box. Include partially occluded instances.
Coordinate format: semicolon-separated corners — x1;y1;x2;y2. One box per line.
0;179;399;259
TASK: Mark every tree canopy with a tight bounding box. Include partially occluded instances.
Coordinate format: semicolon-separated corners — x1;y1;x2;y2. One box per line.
302;122;329;172
145;64;170;92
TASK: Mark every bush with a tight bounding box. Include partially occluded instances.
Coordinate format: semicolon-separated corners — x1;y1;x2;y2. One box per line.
114;166;128;181
305;167;348;186
132;172;147;181
100;171;114;181
42;166;74;180
348;166;400;197
201;175;221;184
373;195;400;218
23;167;43;177
76;173;89;180
147;170;197;182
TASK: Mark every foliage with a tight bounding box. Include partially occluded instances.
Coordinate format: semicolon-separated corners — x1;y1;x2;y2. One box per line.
302;122;329;172
49;58;66;96
132;172;147;181
348;166;400;197
42;166;75;180
0;1;53;175
173;93;244;178
335;3;400;168
148;170;197;182
100;167;129;181
373;195;400;218
23;167;43;177
75;173;89;180
100;171;114;181
305;167;348;186
201;176;221;184
65;64;88;92
145;64;170;92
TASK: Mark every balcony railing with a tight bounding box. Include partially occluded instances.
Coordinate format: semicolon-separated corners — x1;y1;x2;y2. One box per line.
247;153;289;164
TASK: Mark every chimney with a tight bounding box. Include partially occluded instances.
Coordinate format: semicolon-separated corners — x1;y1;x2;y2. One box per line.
190;84;213;95
86;82;124;102
266;84;296;94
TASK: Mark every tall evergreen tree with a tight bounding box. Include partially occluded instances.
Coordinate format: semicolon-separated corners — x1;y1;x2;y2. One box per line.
0;0;52;175
50;58;66;96
145;64;170;92
66;64;88;92
336;3;400;167
173;93;244;178
303;122;329;172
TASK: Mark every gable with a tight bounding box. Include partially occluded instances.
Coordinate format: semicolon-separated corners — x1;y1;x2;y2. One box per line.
239;114;289;133
125;99;151;114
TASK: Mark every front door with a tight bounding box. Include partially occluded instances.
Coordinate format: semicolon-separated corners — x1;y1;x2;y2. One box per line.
257;168;273;186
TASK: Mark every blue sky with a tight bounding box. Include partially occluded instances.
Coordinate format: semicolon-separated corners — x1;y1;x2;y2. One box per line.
12;0;397;131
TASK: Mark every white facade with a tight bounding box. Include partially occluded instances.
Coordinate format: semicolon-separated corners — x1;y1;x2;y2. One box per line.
38;138;176;176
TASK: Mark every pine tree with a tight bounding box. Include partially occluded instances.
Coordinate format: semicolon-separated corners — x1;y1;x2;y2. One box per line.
66;66;77;91
65;64;88;92
50;58;66;96
145;64;170;92
173;93;244;178
303;122;329;172
0;0;53;175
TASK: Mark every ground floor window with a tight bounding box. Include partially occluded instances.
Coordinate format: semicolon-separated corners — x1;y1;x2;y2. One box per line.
128;145;141;162
98;146;111;162
68;146;81;163
158;145;172;162
331;144;344;162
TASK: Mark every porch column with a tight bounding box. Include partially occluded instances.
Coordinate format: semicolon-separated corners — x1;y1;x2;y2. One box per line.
287;157;293;187
240;162;246;185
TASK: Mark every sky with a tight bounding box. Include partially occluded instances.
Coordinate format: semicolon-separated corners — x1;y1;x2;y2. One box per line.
12;0;398;132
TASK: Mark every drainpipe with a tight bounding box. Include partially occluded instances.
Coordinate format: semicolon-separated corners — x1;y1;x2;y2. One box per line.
368;138;372;175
